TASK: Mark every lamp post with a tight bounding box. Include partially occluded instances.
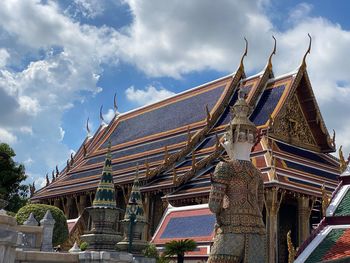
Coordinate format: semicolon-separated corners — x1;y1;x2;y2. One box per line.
127;197;137;253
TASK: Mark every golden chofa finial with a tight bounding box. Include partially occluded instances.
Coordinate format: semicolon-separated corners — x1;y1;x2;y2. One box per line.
172;165;178;185
239;37;248;71
321;183;330;217
339;145;347;173
301;33;312;68
86;117;91;137
267;35;277;70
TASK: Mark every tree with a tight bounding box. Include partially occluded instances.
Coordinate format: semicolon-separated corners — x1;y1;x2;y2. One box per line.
16;204;69;246
0;143;28;212
164;239;197;263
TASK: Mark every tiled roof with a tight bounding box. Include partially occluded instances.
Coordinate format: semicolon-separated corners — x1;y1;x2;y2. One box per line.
152;204;215;245
334;189;350;216
32;61;337;201
305;228;345;263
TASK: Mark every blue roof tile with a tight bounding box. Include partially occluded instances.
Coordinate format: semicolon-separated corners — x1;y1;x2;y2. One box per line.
250;85;285;126
160;214;215;238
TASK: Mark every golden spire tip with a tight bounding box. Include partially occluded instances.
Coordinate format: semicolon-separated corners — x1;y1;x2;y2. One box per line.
301;33;312;68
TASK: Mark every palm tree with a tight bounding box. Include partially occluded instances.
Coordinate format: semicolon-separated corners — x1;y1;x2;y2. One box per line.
164;239;197;263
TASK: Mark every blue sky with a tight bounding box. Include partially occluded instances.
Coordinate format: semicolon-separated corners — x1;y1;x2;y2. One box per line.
1;0;350;188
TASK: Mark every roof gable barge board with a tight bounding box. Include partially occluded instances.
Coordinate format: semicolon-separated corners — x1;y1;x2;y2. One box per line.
267;67;334;153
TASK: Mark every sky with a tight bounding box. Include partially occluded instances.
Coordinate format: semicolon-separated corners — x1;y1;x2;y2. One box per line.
1;0;350;188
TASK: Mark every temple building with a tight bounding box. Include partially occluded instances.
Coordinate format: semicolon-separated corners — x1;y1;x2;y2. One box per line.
32;40;340;262
295;163;350;262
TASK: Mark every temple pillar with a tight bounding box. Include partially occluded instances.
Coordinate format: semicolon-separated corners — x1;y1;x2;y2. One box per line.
62;197;73;218
54;198;60;209
297;195;313;245
79;195;87;215
265;187;284;263
143;193;150;240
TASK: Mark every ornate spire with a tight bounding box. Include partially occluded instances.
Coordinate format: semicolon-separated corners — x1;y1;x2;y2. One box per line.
51;170;55;182
92;141;116;208
99;105;106;125
267;35;277;70
187;126;192;146
191;151;196;170
145;160;150;178
114;93;120;116
123;167;146;222
301;33;312;68
206;105;211;125
215;133;220;151
172;165;178;185
164;146;169;163
238;37;248;71
46;173;49;186
55;165;59;178
86;117;91;138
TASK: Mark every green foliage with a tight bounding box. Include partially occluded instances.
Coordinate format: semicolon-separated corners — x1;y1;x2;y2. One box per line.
80;242;88;251
164;239;197;263
6;211;16;217
143;243;159;258
16;204;68;246
0;143;28;213
143;243;169;263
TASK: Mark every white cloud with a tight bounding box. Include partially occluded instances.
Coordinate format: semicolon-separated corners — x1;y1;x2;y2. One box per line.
0;128;17;144
59;127;65;142
70;0;105;19
0;0;120;182
19;126;33;135
0;48;9;68
118;0;273;78
23;157;34;166
125;85;176;106
102;108;115;123
288;3;313;23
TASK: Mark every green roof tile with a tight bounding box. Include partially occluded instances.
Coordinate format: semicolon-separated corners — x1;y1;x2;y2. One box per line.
334;189;350;216
92;142;116;208
305;229;345;263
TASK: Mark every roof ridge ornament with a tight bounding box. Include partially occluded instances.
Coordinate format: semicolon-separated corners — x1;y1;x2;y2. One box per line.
86;117;91;138
267;35;277;70
238;37;248;71
114;93;120;116
301;33;312;68
99;105;106;125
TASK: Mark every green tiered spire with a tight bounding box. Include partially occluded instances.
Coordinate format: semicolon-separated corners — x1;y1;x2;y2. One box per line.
92;142;116;208
124;167;146;222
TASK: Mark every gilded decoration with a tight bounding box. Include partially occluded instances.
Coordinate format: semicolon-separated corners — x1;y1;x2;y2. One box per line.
272;95;316;148
287;230;297;263
208;93;266;263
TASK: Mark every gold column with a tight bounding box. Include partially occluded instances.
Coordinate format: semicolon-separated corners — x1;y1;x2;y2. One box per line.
143;193;150;240
62;197;73;218
265;187;284;263
297;195;314;245
79;195;87;215
54;198;60;209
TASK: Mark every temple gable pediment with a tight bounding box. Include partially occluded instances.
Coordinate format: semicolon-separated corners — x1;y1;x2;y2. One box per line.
271;94;318;151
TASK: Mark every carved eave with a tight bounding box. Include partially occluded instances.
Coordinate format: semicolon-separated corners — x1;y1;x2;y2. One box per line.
268;67;334;153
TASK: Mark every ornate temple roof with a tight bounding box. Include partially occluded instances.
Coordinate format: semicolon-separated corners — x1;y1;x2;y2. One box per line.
296;164;350;263
32;48;339;202
152;204;215;258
